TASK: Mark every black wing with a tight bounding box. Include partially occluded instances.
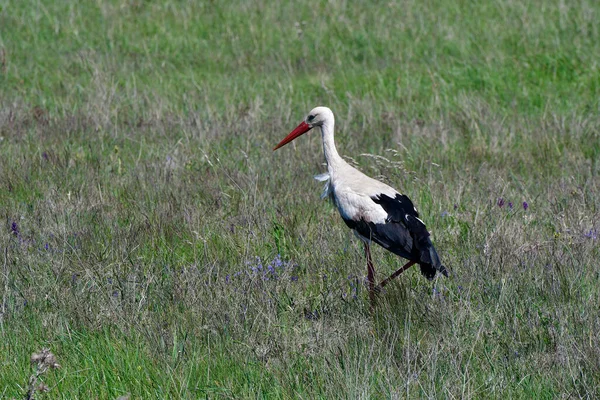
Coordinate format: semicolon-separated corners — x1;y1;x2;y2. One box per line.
343;193;447;280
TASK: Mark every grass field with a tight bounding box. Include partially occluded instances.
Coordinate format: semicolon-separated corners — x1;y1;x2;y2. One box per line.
1;0;599;398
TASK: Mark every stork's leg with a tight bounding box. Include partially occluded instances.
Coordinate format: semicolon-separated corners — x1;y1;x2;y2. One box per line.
364;242;376;308
375;260;416;292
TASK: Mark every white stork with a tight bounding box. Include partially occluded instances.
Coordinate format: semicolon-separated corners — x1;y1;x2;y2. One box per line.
274;106;448;305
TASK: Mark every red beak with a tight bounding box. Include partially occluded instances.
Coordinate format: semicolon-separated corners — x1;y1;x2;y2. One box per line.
273;121;312;151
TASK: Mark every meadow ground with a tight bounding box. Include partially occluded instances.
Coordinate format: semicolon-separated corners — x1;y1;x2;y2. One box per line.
1;0;599;398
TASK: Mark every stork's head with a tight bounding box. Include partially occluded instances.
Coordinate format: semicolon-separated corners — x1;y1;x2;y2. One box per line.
273;106;334;151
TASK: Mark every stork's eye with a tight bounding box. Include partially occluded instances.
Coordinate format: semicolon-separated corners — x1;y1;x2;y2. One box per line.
307;114;316;122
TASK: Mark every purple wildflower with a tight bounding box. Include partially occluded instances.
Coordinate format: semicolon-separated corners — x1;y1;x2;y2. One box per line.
523;201;529;210
112;290;119;297
497;198;505;208
584;229;598;240
508;202;513;209
107;278;113;284
225;274;230;283
441;211;449;217
305;309;319;320
291;276;298;282
44;243;49;251
42;152;49;161
453;203;458;210
433;286;446;300
11;221;19;236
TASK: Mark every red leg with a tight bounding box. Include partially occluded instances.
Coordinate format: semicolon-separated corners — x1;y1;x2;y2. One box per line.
375;260;416;292
364;242;376;308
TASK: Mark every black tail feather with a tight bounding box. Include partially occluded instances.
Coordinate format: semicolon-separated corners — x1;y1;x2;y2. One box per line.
419;262;448;280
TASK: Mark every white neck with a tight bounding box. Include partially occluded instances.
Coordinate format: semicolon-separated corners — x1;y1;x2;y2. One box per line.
319;119;344;175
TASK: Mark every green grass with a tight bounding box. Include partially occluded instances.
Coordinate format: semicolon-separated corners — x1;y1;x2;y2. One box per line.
1;0;600;398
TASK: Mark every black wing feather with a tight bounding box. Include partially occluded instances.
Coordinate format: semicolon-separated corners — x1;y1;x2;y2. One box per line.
342;217;414;260
345;193;447;280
